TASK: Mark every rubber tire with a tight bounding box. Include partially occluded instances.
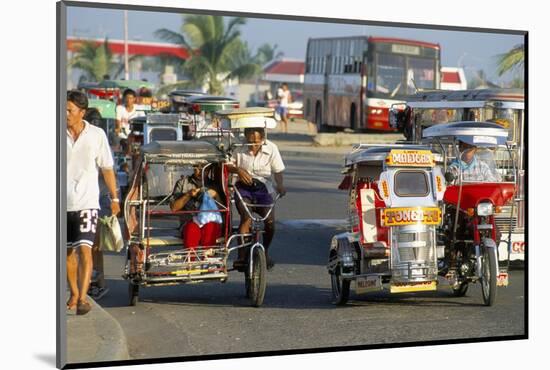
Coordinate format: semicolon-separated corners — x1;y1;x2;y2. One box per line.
128;282;139;306
350;104;357;131
331;265;351;305
315;102;324;133
481;246;498;306
452;281;469;297
248;248;267;307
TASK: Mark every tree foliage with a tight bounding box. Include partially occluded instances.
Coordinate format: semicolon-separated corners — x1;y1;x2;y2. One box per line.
496;44;524;77
156;15;268;95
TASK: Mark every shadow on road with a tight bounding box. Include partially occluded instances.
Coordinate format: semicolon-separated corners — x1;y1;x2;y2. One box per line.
99;277;489;311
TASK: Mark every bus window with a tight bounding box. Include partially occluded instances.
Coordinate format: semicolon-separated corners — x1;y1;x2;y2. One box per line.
407;57;436;93
373;53;405;95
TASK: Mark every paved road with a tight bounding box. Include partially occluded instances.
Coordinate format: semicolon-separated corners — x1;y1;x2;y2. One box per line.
99;154;525;360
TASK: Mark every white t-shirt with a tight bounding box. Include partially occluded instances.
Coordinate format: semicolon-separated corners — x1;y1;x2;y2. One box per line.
233;139;285;194
67;121;115;211
277;88;291;108
116;105;143;138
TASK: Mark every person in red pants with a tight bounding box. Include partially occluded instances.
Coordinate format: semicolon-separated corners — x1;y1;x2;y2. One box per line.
183;220;221;248
169;164;222;253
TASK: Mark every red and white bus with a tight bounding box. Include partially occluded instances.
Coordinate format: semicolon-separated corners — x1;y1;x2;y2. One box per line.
303;36;441;132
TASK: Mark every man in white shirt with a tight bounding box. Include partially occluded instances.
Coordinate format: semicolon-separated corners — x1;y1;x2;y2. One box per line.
115;88;144;153
229;127;286;269
67;90;120;315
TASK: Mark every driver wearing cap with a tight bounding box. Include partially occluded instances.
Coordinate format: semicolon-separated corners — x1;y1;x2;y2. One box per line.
448;140;501;182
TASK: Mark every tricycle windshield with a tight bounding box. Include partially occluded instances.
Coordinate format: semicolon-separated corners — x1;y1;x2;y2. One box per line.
394;170;430;196
449;147;502;183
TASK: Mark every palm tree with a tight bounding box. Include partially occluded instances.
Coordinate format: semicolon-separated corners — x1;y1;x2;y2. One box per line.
70;37;140;82
255;43;284;66
496;44;524;77
155;15;260;95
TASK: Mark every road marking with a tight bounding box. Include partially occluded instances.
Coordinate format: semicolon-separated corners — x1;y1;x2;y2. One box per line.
278;219;347;229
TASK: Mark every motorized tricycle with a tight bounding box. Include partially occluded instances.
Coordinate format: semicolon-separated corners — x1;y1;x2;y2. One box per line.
389;88;525;263
422;121;517;306
122;107;279;307
328;145;447;305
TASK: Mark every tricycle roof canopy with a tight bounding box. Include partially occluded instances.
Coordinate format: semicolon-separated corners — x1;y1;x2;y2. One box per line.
422;121;509;146
345;144;433;166
404;88;524;109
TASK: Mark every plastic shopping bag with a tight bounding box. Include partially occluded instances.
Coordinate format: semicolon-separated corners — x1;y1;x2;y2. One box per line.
194;191;223;227
99;215;124;252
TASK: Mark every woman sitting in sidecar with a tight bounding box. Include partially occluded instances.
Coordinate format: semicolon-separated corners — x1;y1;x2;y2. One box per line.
169;163;223;250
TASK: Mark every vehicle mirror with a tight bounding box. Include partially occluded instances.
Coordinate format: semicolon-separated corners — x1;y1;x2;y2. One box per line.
389;105;409;130
444;171;455;183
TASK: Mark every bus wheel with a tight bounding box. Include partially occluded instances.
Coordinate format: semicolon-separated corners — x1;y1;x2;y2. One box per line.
315;102;324;133
350;104;357;131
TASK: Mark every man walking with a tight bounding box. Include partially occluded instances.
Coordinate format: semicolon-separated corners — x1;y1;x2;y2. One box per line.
66;90;120;315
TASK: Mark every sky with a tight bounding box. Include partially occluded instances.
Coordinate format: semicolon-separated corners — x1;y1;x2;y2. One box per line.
67;5;524;84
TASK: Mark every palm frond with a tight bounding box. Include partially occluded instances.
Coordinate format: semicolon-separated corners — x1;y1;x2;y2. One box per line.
496;44;524;76
154;28;190;49
225;63;261;81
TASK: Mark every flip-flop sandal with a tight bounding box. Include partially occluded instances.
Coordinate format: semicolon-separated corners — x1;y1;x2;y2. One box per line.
66;300;78;310
76;301;92;315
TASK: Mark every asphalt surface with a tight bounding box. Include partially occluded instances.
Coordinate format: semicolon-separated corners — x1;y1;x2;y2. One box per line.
98;153;525;360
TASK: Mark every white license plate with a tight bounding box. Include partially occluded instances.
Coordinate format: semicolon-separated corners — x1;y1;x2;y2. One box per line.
355;276;381;294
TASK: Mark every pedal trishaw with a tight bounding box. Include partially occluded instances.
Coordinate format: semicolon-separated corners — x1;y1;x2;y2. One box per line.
122;107;279;307
214;107;282;294
328;144;446;305
422;121;517;306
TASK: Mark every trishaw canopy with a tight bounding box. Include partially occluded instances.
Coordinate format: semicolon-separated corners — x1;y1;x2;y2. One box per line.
141;140;225;164
187;95;239;113
216;107;277;129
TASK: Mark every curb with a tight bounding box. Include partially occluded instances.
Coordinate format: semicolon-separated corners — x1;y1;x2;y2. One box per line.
67;297;130;364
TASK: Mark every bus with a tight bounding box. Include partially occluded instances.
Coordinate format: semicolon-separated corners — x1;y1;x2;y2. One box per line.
303;36;441;132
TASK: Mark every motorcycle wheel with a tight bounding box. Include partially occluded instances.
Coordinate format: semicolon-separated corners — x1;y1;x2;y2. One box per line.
331;265;350;305
248;248;267;307
128;281;139;306
480;246;498;306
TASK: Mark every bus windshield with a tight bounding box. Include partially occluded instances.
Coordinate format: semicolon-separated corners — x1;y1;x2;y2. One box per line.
408;57;436;92
374;53;405;96
371;54;437;98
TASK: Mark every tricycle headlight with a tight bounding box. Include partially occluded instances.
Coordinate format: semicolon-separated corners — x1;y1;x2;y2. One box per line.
477;202;494;216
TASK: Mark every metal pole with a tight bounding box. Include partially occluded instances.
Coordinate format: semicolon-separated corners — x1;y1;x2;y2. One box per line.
124;10;129;80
